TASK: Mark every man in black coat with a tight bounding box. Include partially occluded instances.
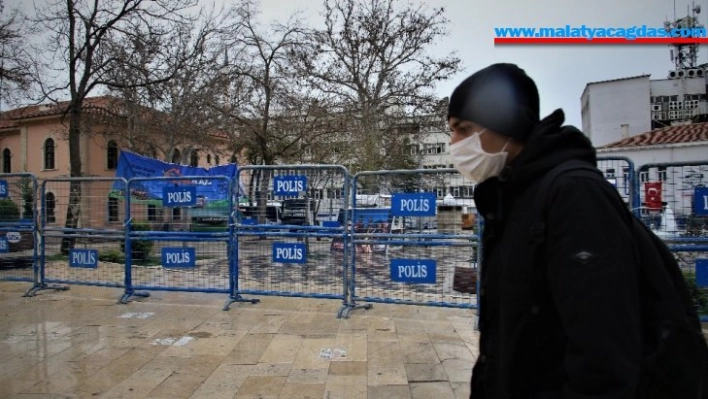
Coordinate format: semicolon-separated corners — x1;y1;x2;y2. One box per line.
447;63;708;398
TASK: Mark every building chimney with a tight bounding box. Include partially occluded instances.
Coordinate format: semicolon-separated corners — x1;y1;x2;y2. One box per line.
621;124;629;138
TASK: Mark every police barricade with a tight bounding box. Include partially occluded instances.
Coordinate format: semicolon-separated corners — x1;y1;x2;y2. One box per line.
596;156;638;211
635;161;708;321
120;176;239;306
229;165;350;316
0;173;38;287
25;177;128;296
341;168;480;318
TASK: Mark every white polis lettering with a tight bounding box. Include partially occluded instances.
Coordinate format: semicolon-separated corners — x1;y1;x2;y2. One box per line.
399;198;430;213
72;251;96;265
704;195;708;210
0;239;7;251
166;251;191;264
397;264;428;279
276;179;304;192
0;183;6;195
167;191;192;204
276;247;304;260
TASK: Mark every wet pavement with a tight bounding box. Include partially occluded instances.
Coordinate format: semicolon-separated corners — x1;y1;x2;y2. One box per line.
0;281;479;398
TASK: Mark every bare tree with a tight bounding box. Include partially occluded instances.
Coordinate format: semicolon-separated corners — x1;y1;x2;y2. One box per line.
102;4;234;164
27;0;207;253
0;0;33;109
295;0;461;172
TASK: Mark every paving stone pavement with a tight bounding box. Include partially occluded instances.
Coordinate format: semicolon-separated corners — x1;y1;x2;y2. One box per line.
0;281;479;398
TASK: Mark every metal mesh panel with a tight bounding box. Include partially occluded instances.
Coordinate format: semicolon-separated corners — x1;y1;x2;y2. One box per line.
233;165;350;308
0;173;37;284
123;176;235;303
347;169;479;310
597;157;635;209
636;162;708;240
36;178;127;291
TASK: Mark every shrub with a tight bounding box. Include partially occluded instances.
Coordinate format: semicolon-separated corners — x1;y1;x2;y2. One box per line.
682;270;708;315
120;220;154;263
0;199;20;222
99;249;125;264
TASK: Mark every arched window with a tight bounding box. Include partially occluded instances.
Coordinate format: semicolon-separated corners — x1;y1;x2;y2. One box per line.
190;150;199;167
108;197;119;222
2;148;11;173
215;155;220;165
106;140;118;170
206;154;212;164
44;138;55;169
45;192;56;223
171;148;181;164
230;155;237;164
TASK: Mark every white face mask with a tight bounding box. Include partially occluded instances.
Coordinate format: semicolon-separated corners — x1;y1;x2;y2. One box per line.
449;129;509;183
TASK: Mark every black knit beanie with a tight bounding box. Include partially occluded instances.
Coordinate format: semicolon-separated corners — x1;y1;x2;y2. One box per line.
447;63;540;142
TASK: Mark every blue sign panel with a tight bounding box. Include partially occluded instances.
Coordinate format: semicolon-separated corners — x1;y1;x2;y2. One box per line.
0;237;8;253
0;180;7;198
161;247;196;267
69;249;99;269
390;259;436;284
162;186;197;207
697;259;708;288
695;187;708;216
273;175;307;197
272;242;307;264
391;193;436;217
241;218;257;225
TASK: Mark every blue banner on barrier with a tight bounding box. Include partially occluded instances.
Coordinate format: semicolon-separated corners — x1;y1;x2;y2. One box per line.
69;249;98;269
112;150;242;201
272;242;307;263
273;175;307;196
163;186;197;207
695;187;708;216
0;180;7;198
391;193;436;217
390;259;436;284
0;236;8;253
162;248;196;267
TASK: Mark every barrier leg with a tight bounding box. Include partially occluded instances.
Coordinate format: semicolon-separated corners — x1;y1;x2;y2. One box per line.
223;235;259;311
24;234;69;297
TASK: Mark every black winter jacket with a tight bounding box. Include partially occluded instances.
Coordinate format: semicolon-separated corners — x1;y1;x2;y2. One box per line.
470;109;707;398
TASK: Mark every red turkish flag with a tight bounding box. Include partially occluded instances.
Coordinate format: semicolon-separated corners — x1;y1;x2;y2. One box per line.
645;182;663;210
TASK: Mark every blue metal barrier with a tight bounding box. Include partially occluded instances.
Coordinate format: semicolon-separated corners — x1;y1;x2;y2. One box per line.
342;168;480;318
229;165;351;316
120;175;241;306
26;177;128;296
0;173;38;289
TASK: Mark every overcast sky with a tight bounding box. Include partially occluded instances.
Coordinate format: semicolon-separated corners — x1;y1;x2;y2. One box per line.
10;0;707;131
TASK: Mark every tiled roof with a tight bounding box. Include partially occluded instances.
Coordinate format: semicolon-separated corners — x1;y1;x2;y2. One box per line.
597;122;708;149
0;96;119;130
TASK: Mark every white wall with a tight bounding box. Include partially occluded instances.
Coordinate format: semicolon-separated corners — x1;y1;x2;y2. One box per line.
581;76;652;147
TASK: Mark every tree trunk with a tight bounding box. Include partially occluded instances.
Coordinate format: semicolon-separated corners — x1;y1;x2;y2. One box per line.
60;103;83;254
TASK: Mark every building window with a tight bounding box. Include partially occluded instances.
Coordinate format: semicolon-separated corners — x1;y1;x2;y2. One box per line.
171;148;181;164
45;192;56;223
605;168;615;178
2;148;10;173
639;171;649;183
190;150;199;167
215;155;220;165
230;155;237;163
147;204;159;221
206;154;212;164
108;197;119;222
106;140;118;170
172;208;181;221
657;166;667;181
44;138;55;169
